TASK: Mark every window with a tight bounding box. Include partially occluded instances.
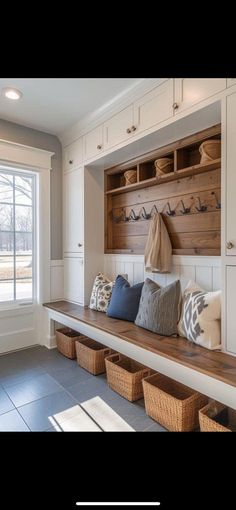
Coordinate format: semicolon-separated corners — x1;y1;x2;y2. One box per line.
0;168;36;304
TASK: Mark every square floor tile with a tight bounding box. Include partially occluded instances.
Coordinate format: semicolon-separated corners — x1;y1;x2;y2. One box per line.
0;409;29;431
5;373;63;407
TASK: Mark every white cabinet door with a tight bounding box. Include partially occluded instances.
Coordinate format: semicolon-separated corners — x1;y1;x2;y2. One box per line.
133;79;173;134
226;266;236;354
83;126;103;161
103;105;133;150
64;257;84;304
174;78;226;114
227;78;236;88
64;137;83;172
63;167;84;254
226;92;236;256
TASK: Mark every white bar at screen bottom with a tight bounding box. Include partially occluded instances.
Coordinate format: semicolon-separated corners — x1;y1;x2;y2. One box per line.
76;504;161;507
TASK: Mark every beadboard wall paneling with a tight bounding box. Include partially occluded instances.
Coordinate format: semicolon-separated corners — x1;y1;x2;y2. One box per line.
104;254;221;292
50;260;64;301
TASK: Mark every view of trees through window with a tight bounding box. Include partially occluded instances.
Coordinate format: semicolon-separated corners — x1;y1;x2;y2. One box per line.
0;169;35;302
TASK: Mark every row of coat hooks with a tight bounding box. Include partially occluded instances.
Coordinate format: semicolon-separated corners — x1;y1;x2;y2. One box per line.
112;192;221;223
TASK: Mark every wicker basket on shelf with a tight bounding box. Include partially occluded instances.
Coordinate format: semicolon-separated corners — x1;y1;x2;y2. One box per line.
199;400;236;432
154;157;173;177
124;169;137;186
199;139;221;163
143;372;208;432
56;328;85;359
105;353;152;401
76;337;113;375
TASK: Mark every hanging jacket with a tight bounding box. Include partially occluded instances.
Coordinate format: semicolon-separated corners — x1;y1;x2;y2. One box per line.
144;212;172;273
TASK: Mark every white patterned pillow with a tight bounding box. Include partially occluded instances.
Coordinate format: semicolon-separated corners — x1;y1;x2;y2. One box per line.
89;273;114;312
178;280;221;350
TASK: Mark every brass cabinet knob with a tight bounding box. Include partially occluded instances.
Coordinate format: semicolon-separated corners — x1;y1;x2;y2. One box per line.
131;125;137;132
69;159;73;164
173;102;179;110
97;144;102;150
126;128;131;134
78;243;83;247
226;241;234;249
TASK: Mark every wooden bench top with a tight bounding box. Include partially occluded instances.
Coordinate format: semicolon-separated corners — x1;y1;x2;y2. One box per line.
43;300;236;388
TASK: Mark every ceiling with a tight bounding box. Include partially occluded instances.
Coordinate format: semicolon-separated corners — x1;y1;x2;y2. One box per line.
0;78;141;136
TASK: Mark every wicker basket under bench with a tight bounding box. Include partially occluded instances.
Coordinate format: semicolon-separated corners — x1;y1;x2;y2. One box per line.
143;373;208;432
75;337;113;375
56;327;86;359
199;400;236;432
105;353;152;401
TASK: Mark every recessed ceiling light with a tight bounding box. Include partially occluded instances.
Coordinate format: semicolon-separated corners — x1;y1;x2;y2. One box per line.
2;87;23;100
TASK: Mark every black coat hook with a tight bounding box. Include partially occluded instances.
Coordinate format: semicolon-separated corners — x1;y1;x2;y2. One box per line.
180;199;191;215
130;208;140;221
151;204;158;215
195;197;207;212
166;202;176;216
211;191;221;209
141;207;151;220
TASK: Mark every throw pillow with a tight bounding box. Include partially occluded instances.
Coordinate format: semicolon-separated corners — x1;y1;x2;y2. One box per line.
135;278;181;336
107;275;144;322
89;273;114;312
177;280;221;350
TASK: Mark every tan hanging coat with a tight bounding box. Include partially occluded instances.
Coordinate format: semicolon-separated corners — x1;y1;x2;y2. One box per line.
144;213;172;273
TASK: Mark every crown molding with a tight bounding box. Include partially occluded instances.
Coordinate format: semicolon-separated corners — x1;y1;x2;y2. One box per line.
59;78;167;146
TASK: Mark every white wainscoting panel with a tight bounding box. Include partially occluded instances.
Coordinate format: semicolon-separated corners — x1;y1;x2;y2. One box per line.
50;260;64;300
0;305;36;354
104;254;221;292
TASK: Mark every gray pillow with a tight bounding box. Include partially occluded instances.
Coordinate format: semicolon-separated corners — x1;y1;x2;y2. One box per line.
135;278;181;336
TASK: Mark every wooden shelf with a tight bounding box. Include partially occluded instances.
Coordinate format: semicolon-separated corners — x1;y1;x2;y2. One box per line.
106;177;157;195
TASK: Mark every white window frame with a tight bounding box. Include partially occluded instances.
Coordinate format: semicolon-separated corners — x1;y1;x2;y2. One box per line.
0;139;54;311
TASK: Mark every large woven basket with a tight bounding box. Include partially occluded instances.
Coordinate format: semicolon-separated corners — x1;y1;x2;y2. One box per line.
105;353;152;401
76;337;113;375
199;400;236;432
56;328;85;359
199;139;221;163
124;169;137;186
143;373;208;431
154;157;173;177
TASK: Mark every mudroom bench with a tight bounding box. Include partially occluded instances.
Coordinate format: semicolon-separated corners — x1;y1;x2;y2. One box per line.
43;300;236;410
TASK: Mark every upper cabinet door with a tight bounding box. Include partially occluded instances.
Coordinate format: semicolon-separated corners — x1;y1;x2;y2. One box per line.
64;137;83;172
83;126;103;161
227;78;236;88
103;105;134;150
226;92;236;256
133;79;174;134
63;167;84;254
174;79;226;114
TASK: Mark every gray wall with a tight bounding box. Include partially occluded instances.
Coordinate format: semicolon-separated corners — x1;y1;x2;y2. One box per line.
0;119;62;259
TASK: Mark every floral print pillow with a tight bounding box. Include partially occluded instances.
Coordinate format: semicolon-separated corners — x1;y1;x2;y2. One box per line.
89;273;114;312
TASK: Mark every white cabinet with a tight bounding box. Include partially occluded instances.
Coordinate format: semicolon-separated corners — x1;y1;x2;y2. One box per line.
63;167;84;254
64;257;84;304
174;78;226;114
64;137;83;172
227;78;236;88
103;105;134;150
83;125;103;161
226;266;236;354
133;79;173;134
226;92;236;256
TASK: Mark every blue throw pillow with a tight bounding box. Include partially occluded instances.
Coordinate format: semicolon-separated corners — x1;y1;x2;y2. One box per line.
107;275;144;322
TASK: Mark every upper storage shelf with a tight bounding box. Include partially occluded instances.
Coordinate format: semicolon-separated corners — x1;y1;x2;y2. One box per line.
105;124;221;195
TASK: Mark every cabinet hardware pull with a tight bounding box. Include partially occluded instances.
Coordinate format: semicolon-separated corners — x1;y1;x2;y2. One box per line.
97;144;102;150
78;243;83;247
69;159;73;164
126;128;131;134
226;241;234;249
173;102;179;110
131;125;137;132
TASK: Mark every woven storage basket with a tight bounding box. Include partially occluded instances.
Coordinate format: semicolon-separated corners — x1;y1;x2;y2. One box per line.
105;353;152;401
143;373;208;431
124;169;137;186
76;337;113;375
154;157;173;177
199;400;236;432
56;328;85;359
199;139;221;163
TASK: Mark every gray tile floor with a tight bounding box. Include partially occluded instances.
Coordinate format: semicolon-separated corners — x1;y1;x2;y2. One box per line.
0;346;166;432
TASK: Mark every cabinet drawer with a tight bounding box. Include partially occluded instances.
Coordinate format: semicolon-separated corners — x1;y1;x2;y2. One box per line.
83;126;103;161
103;105;134;150
64;137;83;171
174;78;226;114
134;79;173;133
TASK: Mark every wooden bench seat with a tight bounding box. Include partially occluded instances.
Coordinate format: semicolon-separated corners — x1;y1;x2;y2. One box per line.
43;300;236;389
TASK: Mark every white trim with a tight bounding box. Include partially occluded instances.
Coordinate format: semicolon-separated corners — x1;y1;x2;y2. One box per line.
104;253;221;267
46;308;236;410
0;139;54;170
